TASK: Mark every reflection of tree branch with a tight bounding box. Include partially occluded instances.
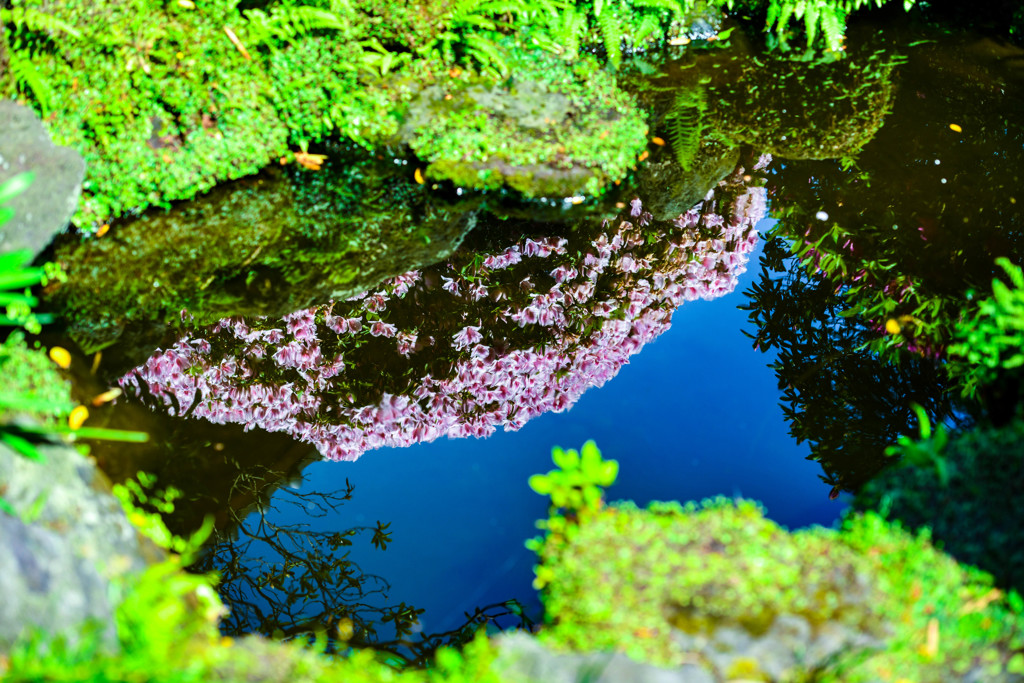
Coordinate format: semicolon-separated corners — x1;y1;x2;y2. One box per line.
344;600;536;669
742;237;964;492
187;470;534;664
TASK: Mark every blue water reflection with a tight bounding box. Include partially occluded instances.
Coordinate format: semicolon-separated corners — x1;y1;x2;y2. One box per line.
273;218;843;635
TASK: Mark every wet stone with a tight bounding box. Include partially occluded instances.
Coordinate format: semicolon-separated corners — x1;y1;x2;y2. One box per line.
493;632;715;683
0;440;162;652
0;100;85;257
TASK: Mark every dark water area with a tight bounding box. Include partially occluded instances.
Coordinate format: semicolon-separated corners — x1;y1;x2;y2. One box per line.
38;9;1024;662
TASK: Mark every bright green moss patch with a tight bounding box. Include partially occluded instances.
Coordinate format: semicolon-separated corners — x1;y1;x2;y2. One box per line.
3;0;393;227
403;47;649;197
534;498;1024;681
0;332;73;425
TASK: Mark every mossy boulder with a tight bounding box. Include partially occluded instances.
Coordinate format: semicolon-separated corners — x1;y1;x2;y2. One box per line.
4;0;393;227
400;48;649;198
533;498;1024;681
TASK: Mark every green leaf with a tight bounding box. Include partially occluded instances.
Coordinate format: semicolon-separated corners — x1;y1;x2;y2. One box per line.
529;473;553;495
552;445;579;470
1;430;44;461
0;172;34;206
600;460;619;486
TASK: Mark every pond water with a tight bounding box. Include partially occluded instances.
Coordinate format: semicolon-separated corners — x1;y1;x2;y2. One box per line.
42;11;1024;664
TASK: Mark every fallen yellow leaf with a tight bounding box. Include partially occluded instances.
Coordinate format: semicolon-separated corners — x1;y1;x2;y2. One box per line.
68;405;89;430
49;347;72;369
949;123;962;133
414;168;426;185
885;319;901;335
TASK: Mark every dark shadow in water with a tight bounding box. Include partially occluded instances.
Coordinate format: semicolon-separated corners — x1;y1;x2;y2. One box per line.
742;28;1024;493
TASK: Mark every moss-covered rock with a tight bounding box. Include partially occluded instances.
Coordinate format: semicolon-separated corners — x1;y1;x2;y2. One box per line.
533;498;1024;681
400;47;649;197
3;0;393;227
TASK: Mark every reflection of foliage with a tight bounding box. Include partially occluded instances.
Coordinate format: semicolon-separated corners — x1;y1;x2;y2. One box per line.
188;474;407;642
49;148;474;354
742;236;963;492
706;38;901;159
664;83;707;171
188;468;533;668
763;39;1024;372
122;166;767;460
855;416;1024;593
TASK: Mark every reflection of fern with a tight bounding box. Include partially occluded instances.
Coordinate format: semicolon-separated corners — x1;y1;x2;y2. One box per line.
665;87;706;171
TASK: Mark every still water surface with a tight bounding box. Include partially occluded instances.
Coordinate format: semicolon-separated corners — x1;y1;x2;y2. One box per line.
47;13;1024;658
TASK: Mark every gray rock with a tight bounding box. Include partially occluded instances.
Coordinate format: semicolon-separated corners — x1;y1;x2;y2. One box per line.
0;100;85;256
493;632;716;683
0;439;163;652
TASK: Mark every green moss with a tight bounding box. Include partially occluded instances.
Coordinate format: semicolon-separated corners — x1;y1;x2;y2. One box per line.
534;498;1024;680
403;47;648;197
706;39;900;159
0;331;74;425
3;0;397;227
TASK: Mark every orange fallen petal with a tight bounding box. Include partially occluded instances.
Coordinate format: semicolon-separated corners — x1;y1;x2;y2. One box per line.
68;405;89;430
96;224;110;237
91;388;122;407
651;136;665;146
49;347;72;369
638;150;650;162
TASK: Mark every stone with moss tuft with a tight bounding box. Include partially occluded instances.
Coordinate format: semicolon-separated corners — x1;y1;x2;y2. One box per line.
400;48;649;198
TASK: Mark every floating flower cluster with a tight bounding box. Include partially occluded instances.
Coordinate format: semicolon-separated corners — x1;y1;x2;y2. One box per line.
122;164;769;461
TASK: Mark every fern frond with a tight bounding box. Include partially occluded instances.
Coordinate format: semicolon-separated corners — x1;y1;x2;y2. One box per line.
665;87;706;171
0;7;81;39
7;50;53;117
463;33;509;76
597;8;623;67
820;5;845;51
631;12;663;46
242;5;346;47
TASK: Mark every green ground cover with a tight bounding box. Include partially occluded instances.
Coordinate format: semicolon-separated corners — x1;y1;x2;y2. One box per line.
1;0;916;227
